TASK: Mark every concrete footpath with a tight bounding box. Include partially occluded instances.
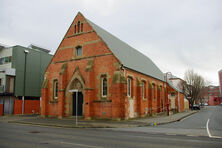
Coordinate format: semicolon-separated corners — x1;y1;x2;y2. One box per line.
0;110;196;128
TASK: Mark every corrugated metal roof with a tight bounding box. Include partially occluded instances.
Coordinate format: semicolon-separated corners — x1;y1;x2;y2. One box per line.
86;19;165;81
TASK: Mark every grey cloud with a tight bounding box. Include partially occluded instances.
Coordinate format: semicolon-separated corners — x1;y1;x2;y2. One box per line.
0;0;221;85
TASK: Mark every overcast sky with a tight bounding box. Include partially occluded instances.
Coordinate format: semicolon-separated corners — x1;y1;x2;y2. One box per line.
0;0;221;85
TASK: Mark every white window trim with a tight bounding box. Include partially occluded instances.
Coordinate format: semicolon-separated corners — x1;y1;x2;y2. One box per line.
101;77;107;98
142;81;145;99
54;80;58;99
127;78;131;97
76;46;82;56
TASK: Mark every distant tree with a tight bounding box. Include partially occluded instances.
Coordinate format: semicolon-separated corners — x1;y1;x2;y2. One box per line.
179;69;205;108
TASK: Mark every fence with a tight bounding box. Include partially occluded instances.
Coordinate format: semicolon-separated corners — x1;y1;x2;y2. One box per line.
0;104;3;116
14;100;40;115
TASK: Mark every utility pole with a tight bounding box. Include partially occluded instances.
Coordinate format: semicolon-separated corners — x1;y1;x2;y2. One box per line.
22;49;29;115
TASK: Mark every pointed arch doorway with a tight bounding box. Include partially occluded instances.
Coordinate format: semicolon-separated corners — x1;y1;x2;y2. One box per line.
65;66;85;117
67;77;85;117
72;91;83;116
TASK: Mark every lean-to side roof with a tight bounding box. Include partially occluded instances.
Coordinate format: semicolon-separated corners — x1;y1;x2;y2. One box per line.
86;19;165;81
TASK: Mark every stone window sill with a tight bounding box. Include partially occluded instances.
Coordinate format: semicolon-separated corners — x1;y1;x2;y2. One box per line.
93;99;112;103
50;100;58;103
128;96;134;100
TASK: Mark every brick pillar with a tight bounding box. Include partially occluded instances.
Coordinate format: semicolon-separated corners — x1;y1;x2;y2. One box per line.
176;92;179;112
58;89;65;119
181;94;185;112
84;89;92;119
111;71;127;119
137;85;143;116
85;58;95;119
84;71;94;119
148;87;152;115
135;78;143;117
41;88;48;117
157;89;161;113
111;83;121;119
58;63;68;119
120;82;127;119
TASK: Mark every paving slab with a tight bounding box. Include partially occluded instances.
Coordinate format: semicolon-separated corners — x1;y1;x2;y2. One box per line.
0;110;197;128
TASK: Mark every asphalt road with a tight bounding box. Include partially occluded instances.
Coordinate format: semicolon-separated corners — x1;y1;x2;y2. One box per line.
0;106;221;148
110;106;222;138
158;106;222;138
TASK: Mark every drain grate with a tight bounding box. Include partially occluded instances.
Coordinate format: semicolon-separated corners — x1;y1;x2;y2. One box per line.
29;131;40;134
40;142;49;145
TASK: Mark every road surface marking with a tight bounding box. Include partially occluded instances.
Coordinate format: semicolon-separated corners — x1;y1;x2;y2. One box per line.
206;118;222;139
186;135;199;137
165;133;177;136
61;141;103;148
206;119;212;138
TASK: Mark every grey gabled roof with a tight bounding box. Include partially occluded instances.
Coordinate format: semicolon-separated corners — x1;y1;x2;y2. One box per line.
87;19;165;82
167;79;183;93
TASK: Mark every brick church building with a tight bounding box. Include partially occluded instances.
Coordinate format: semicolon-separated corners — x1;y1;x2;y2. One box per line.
41;12;184;119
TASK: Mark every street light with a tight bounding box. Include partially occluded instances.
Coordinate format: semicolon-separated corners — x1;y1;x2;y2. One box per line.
22;49;29;115
165;72;172;116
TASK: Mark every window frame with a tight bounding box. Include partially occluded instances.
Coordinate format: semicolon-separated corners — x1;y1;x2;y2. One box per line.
74;25;76;34
77;21;80;33
0;56;12;65
81;23;83;32
152;83;156;100
142;81;146;99
76;46;82;56
101;76;108;98
127;77;132;97
53;80;58;99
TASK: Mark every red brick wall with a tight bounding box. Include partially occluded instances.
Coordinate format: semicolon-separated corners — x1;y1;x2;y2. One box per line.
41;12;184;119
209;96;222;106
124;68;166;116
48;103;58;116
14;100;22;114
42;13;122;118
174;92;184;112
219;70;222;96
14;100;40;115
24;100;40;114
179;93;184;112
0;104;3;116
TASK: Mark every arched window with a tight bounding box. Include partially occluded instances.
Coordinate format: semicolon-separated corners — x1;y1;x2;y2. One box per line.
53;80;58;99
142;81;146;99
77;21;80;33
127;78;132;97
74;25;76;34
81;23;83;32
76;46;82;56
152;83;155;100
101;76;107;97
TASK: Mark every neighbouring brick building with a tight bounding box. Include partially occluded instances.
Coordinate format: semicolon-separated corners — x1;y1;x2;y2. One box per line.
41;12;184;119
202;85;221;106
219;69;222;97
168;75;188;111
